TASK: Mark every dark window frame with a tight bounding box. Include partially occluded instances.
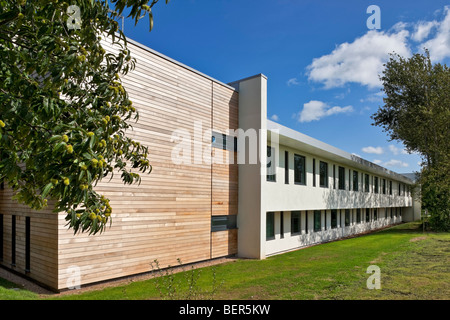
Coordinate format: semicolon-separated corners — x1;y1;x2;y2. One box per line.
374;176;379;194
320;161;329;188
365;174;370;192
294;154;306;185
338;166;345;190
345;209;351;227
11;215;16;267
266;146;276;182
313;159;316;187
331;210;338;229
314;210;321;232
266;212;275;240
211;215;237;232
25;217;30;272
291;211;301;235
353;170;359;191
284;151;289;184
0;214;3;262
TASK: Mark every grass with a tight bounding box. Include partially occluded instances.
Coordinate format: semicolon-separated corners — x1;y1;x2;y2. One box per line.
0;277;39;300
2;221;449;300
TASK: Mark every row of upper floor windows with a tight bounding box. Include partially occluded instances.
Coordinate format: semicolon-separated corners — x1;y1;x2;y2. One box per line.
266;145;411;197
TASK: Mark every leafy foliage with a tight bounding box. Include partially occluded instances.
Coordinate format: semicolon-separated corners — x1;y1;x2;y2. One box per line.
0;0;169;234
372;51;450;231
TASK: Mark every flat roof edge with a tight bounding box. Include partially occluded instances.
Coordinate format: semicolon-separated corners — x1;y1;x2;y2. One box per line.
267;120;414;184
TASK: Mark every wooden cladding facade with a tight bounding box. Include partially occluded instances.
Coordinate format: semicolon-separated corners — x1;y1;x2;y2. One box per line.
0;39;239;291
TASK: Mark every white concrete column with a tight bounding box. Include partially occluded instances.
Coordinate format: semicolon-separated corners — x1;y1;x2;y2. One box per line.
230;74;268;259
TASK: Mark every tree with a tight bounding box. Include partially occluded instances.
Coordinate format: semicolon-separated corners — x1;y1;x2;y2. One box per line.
0;0;169;235
371;51;450;231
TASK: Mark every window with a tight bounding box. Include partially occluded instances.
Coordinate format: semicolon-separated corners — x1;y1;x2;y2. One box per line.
211;215;237;232
25;217;30;272
280;212;284;239
374;177;379;194
320;161;328;188
324;211;327;230
374;208;378;221
266;212;275;240
349;169;352;191
353;171;359;191
333;165;336;189
331;210;338;229
314;210;321;232
11;215;16;266
390;207;393;218
345;209;351;226
366;208;370;222
389;181;393;195
385;208;388;219
305;211;309;234
212;131;237;152
356;209;361;223
212;132;226;150
294;154;306;185
365;174;370;192
291;211;301;235
382;179;386;194
0;214;3;262
313;159;316;187
284;151;289;184
398;183;401;196
338;166;345;190
267;146;276;182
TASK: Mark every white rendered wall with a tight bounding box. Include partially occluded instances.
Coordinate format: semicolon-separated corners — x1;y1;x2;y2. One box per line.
263;143;413;256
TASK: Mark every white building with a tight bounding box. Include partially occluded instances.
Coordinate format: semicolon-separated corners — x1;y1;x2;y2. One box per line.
230;74;419;259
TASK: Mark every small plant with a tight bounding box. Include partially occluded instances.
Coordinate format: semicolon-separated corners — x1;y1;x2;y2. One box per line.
150;259;223;300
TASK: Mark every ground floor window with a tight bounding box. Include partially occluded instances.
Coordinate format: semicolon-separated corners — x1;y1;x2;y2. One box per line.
374;208;378;221
331;210;338;229
266;212;275;240
314;210;321;232
211;215;237;232
345;209;351;226
356;209;361;223
291;211;301;235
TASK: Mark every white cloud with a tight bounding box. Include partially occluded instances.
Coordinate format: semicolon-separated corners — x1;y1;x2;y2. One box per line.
412;20;439;42
383;159;409;168
270;114;279;121
306;29;411;88
389;144;409;155
297;100;353;123
287;78;300;86
362;146;384;155
388;145;401;155
373;158;409;168
420;6;450;61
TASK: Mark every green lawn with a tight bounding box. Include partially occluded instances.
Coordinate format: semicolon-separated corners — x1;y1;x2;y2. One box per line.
2;221;449;300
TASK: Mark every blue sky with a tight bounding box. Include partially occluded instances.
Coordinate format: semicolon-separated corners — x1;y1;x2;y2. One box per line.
118;0;450;174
